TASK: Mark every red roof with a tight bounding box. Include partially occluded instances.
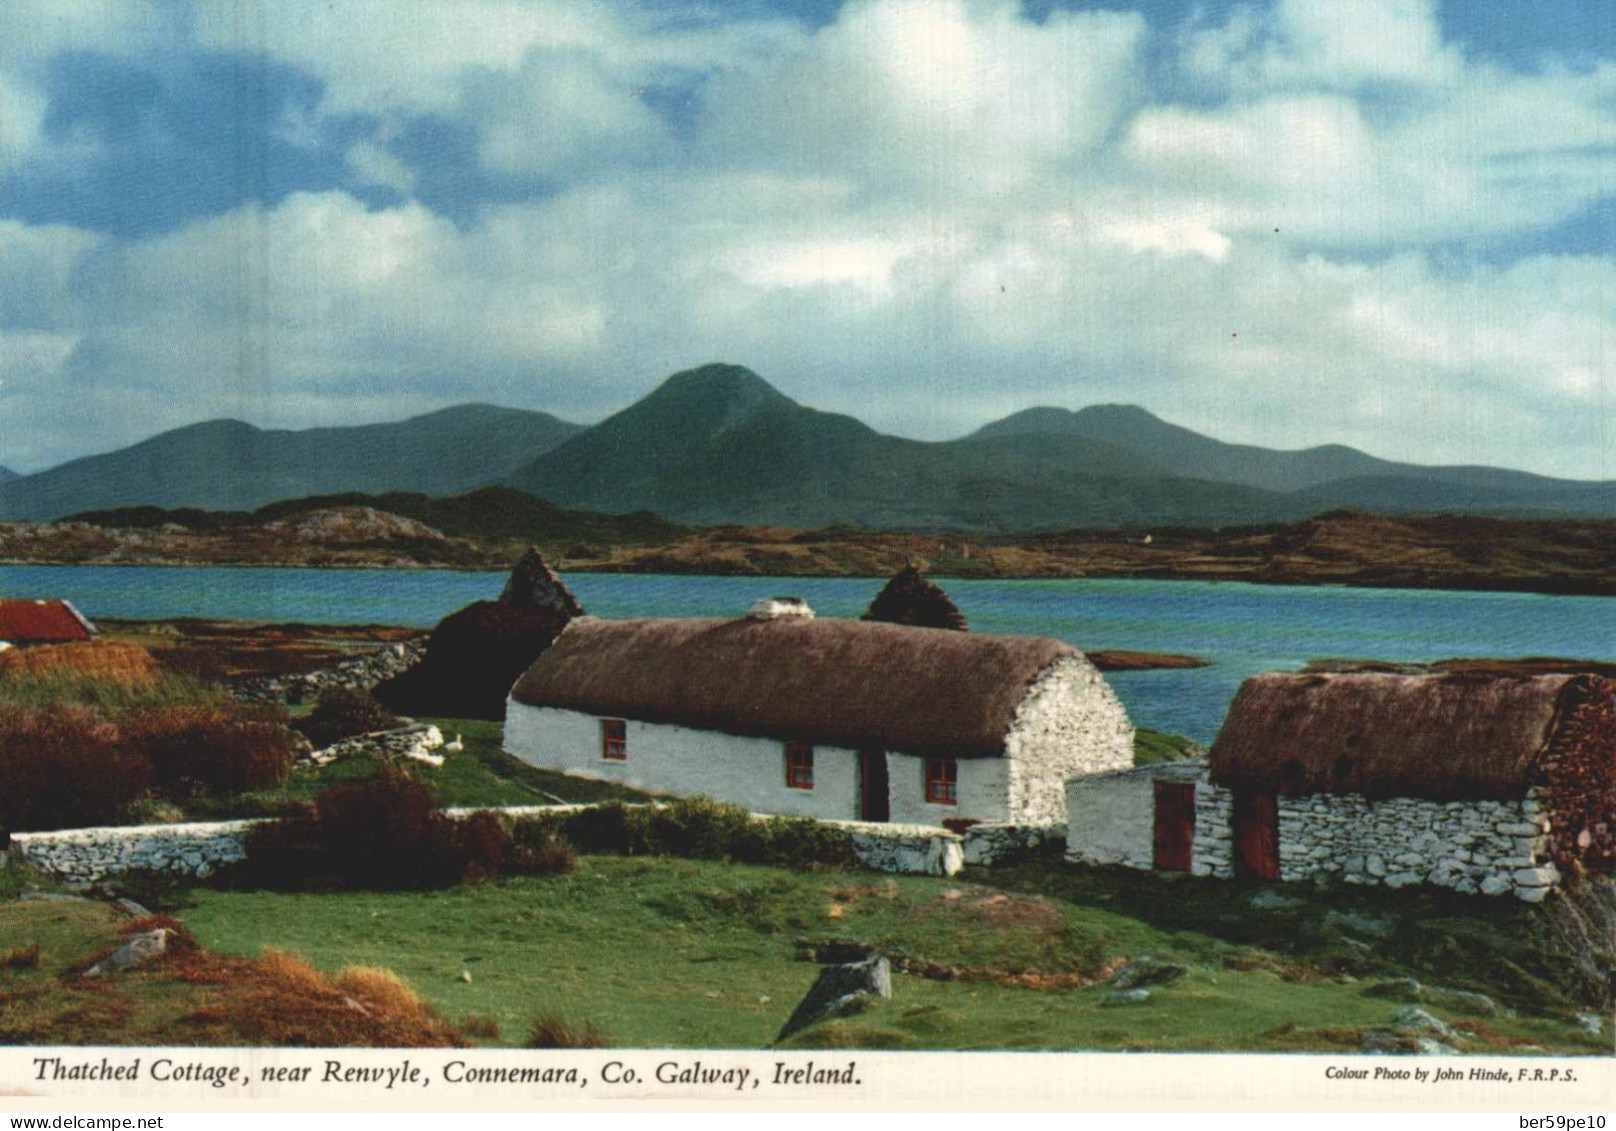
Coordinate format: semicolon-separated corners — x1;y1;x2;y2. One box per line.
0;600;96;644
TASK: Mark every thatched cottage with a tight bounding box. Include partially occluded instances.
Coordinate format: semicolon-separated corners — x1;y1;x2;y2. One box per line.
0;599;96;650
1065;671;1615;901
505;600;1134;825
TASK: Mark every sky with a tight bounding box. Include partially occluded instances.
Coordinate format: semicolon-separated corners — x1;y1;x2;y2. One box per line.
0;0;1611;479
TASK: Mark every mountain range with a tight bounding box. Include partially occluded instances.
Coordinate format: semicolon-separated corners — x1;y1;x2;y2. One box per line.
0;405;581;520
2;363;1611;530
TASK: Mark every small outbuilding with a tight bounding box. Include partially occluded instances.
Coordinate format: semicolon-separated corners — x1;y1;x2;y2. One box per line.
0;599;97;649
505;600;1134;826
1066;671;1615;902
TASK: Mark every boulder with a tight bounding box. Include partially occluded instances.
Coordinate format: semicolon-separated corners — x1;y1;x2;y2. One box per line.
1390;1006;1460;1042
777;956;892;1043
86;928;172;976
1101;988;1152;1007
1364;978;1423;1003
1110;956;1186;990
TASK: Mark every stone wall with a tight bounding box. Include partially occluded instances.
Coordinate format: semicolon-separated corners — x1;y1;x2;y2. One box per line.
1268;790;1556;902
235;641;424;705
1065;762;1557;901
307;723;445;768
8;820;263;884
960;822;1062;866
8;804;966;881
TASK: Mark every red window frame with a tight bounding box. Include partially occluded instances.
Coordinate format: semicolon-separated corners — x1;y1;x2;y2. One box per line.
784;743;814;789
600;718;627;761
925;758;958;805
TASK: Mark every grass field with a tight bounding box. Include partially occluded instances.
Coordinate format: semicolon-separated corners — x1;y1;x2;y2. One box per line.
0;855;1588;1054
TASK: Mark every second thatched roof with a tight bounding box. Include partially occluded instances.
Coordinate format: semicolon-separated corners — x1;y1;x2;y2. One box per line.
1209;671;1612;800
509;615;1082;758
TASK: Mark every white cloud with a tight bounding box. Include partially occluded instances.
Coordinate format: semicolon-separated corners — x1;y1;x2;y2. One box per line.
699;0;1145;200
1;0;1612;483
1183;0;1461;93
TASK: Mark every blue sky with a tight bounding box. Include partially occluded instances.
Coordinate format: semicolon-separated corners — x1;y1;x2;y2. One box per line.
0;0;1611;478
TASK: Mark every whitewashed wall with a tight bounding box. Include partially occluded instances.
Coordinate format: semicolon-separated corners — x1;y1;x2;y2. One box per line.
1064;760;1204;869
885;752;1008;826
1005;656;1134;823
503;704;865;820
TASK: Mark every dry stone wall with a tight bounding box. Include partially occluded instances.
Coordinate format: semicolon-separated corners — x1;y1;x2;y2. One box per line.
235;641;423;705
1268;790;1556;902
8;820;262;884
8;805;966;881
1065;762;1558;901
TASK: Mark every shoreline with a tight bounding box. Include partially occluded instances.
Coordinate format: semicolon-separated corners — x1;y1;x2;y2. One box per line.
4;556;1614;598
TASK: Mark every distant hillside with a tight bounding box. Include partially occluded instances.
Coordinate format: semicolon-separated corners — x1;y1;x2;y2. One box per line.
66;485;682;546
0;466;16;483
0;405;584;521
505;364;1307;530
971;404;1615;514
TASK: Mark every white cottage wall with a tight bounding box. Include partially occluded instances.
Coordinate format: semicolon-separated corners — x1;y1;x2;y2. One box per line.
1005;655;1134;823
884;752;1008;826
503;704;864;820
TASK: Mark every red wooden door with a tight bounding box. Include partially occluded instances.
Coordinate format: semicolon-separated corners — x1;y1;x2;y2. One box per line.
1152;780;1196;872
1233;791;1280;880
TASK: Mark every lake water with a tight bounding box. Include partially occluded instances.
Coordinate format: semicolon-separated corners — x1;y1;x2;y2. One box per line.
3;564;1611;744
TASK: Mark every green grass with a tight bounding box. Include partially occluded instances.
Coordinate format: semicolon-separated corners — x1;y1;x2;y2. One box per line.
176;715;650;819
1133;728;1202;766
164;857;1605;1053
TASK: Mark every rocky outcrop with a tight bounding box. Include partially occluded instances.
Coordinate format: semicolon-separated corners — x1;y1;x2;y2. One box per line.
861;565;967;631
374;549;581;720
776;956;892;1043
500;549;585;617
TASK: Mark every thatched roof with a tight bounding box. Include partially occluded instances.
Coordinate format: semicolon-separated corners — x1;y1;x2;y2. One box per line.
1209;671;1613;800
510;616;1080;758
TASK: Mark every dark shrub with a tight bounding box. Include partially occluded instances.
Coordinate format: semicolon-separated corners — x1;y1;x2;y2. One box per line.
552;802;643;855
293;687;401;749
526;1012;607;1049
132;704;293;796
242;772;573;891
456;810;511;881
530;798;857;870
509;823;578;875
243;769;460;890
644;797;754;860
0;705;151;833
751;817;858;870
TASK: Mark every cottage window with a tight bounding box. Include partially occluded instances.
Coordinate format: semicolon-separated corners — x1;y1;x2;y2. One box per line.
925;758;958;805
600;718;627;760
785;743;814;789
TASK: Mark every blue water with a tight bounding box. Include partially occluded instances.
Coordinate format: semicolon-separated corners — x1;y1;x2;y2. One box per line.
3;564;1611;744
